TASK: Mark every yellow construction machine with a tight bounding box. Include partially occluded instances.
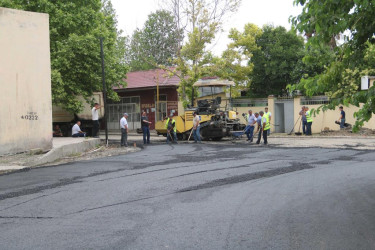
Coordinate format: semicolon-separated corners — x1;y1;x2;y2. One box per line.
155;81;244;140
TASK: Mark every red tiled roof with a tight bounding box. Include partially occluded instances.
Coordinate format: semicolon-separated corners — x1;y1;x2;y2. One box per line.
115;68;180;90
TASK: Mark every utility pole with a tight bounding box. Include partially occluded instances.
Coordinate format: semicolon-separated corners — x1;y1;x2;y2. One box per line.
156;70;159;121
100;37;108;146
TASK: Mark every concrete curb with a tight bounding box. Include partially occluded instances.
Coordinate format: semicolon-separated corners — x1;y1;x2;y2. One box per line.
28;138;101;167
0;165;25;171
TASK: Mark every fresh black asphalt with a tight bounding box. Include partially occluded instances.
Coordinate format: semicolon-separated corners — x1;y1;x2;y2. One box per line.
1;143;375;249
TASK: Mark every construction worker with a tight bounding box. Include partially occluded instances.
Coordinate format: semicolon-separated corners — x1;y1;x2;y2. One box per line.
264;107;272;136
165;113;177;143
337;106;346;129
192;112;201;143
120;113;129;147
254;112;261;143
305;106;313;136
246;110;256;142
299;106;307;135
92;103;101;138
256;111;269;145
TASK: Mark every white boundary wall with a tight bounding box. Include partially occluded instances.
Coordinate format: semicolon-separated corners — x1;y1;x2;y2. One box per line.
0;8;52;155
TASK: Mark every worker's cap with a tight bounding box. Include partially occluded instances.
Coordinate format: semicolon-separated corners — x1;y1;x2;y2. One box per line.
123;113;128;116
169;113;174;117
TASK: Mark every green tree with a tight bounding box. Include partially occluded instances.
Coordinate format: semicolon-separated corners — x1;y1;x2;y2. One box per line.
207;23;262;97
163;0;241;106
291;0;375;131
0;0;128;113
249;25;305;97
127;10;183;71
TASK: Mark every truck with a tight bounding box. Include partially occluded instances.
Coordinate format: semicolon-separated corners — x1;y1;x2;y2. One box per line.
52;92;104;136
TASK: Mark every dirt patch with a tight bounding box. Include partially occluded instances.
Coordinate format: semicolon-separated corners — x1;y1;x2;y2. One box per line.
0;143;140;173
0;152;40;167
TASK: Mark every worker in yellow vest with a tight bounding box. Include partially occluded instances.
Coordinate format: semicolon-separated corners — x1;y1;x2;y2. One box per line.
264;107;272;136
305;106;313;135
256;111;270;145
165;113;177;143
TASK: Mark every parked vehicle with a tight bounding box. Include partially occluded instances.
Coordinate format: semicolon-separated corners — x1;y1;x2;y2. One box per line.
52;92;104;136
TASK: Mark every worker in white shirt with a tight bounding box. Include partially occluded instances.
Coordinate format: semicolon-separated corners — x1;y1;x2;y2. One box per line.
72;121;86;137
92;103;101;138
120;113;128;147
245;110;257;142
192;112;201;143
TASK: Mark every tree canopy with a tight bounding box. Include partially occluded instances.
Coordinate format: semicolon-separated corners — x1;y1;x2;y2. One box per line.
126;10;183;71
250;25;305;97
215;24;305;98
206;23;261;98
291;0;375;131
0;0;128;113
162;0;242;107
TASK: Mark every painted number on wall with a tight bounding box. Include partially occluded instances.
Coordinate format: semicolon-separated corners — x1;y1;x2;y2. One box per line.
21;112;38;120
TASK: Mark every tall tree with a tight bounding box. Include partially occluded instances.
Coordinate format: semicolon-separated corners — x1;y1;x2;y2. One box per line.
250;25;305;97
127;10;183;71
291;0;375;131
162;0;242;106
0;0;128;113
207;23;262;97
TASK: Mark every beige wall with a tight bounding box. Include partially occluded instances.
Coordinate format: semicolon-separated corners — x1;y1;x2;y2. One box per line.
0;8;52;155
293;96;375;133
235;95;374;134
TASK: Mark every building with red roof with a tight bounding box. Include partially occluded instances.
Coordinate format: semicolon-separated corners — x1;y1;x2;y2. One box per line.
108;68;181;130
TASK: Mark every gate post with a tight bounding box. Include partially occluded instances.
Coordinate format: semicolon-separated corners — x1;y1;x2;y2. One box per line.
267;95;275;132
294;96;301;128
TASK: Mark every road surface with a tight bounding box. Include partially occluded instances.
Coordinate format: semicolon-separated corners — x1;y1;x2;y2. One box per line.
1;143;375;249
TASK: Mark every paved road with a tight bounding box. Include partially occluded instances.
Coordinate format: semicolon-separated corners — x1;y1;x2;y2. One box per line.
1;143;375;249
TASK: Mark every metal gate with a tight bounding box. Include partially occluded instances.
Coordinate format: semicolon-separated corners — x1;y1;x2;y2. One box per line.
107;97;141;131
274;98;294;133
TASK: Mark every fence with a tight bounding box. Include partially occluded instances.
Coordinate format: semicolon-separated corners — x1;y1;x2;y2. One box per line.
300;96;331;105
231;98;268;107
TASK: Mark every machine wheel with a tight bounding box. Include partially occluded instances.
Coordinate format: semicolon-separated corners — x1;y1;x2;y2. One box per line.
177;134;183;140
199;128;208;141
182;132;190;140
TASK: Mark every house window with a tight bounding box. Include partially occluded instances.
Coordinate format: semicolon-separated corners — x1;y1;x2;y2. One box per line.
155;95;167;121
155;94;167;101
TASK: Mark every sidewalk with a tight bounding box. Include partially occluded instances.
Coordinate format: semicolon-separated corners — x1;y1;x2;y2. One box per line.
0;137;100;172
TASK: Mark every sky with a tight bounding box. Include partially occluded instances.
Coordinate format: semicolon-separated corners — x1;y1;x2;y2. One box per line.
111;0;303;55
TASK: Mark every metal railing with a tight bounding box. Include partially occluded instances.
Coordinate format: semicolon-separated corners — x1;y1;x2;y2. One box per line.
231;98;268;107
300;96;331;105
